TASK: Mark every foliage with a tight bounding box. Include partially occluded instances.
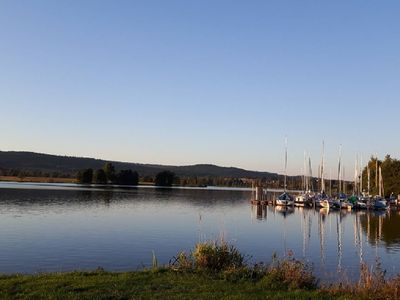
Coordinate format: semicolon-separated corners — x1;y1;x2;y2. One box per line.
103;163;116;183
93;169;107;184
155;171;176;187
362;155;400;197
193;241;244;272
169;241;245;273
116;170;139;185
77;168;93;184
259;253;317;290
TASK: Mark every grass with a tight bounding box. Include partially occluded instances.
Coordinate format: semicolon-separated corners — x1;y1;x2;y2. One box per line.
0;269;333;300
0;241;398;299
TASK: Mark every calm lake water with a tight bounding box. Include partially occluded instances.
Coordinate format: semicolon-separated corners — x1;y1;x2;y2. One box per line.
1;182;400;282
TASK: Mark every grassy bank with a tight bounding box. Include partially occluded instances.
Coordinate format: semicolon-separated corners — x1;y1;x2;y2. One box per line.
1;240;398;299
0;269;334;300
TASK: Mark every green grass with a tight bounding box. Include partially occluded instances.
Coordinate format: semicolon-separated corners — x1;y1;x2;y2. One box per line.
0;269;339;300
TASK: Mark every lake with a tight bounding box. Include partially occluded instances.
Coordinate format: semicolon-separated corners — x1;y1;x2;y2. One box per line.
1;182;400;282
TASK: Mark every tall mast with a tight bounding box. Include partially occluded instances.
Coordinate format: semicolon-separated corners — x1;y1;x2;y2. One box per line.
354;154;358;195
309;156;313;192
379;166;384;197
375;157;378;195
337;145;342;194
360;155;363;195
378;166;382;197
284;137;287;192
303;151;306;192
321;141;325;193
367;164;370;196
343;166;346;194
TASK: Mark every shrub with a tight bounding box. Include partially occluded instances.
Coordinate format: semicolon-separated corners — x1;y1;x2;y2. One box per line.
259;253;317;290
193;241;244;272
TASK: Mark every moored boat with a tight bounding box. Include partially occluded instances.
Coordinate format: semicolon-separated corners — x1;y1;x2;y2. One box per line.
277;192;294;206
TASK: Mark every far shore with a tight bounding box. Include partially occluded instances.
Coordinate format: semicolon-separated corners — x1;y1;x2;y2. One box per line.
0;176;76;184
0;176;202;188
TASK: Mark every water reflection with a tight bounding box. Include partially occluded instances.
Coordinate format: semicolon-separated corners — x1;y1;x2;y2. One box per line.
2;182;400;281
360;209;400;249
250;202;400;281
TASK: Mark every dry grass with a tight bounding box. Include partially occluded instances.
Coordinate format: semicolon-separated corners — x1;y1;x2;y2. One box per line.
324;260;400;299
0;176;76;183
259;252;317;290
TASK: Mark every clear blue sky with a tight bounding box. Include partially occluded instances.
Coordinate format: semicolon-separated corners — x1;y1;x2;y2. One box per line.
1;1;399;177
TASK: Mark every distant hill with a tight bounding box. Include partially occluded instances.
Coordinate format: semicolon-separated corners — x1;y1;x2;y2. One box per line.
0;151;279;179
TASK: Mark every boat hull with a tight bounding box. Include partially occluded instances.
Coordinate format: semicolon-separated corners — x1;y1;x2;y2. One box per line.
276;199;294;206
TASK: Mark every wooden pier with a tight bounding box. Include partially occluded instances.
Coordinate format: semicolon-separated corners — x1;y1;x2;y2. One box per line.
250;185;301;206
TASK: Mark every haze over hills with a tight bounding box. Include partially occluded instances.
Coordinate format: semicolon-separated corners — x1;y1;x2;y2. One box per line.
0;151;279;180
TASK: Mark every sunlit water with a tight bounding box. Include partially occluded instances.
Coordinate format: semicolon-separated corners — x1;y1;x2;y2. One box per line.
1;182;399;282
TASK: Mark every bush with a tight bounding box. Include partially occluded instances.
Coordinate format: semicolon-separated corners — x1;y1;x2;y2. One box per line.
259;253;317;290
193;241;244;272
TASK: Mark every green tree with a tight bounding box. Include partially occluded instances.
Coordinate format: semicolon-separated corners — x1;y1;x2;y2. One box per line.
116;170;139;185
94;169;107;184
155;171;175;187
103;163;116;183
77;168;93;184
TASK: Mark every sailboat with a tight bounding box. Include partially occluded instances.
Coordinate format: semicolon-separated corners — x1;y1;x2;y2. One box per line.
353;155;368;209
333;145;352;210
276;138;294;206
315;141;330;209
374;164;387;210
295;151;312;207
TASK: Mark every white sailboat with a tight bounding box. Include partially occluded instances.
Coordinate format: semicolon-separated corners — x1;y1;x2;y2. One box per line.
295;151;311;207
276;138;294;206
315;141;330;209
374;164;387;210
334;145;352;210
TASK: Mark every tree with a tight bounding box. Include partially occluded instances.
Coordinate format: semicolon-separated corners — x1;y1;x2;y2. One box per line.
103;163;116;183
77;168;93;184
94;169;107;184
116;170;139;185
155;170;175;187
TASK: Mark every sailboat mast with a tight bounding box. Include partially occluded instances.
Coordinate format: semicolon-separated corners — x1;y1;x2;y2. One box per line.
367;164;370;196
343;166;346;194
303;151;307;192
354;155;358;195
378;166;382;197
375;157;378;195
360;155;363;195
309;157;313;192
379;166;384;197
337;145;342;194
321;141;325;193
284;138;287;192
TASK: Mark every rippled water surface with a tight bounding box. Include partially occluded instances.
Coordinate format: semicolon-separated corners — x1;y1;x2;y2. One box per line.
1;182;400;282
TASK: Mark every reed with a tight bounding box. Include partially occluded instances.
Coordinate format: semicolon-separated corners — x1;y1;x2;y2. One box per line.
323;259;400;299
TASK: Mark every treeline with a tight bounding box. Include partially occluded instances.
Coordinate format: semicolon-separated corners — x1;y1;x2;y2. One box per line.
77;163;139;185
77;164;181;187
362;155;400;197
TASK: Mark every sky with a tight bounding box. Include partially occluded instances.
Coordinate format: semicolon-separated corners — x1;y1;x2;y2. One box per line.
1;1;399;178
